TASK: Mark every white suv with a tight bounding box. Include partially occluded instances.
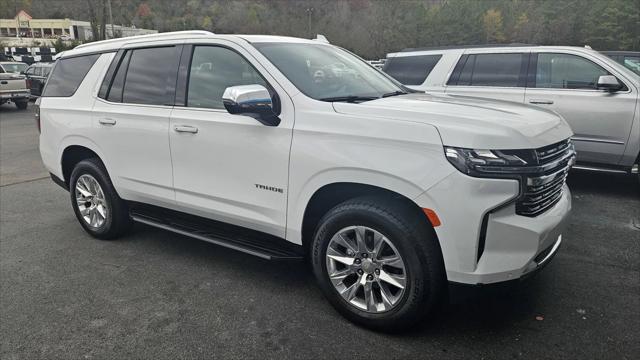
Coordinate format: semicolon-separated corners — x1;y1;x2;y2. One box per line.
38;31;575;330
383;45;640;177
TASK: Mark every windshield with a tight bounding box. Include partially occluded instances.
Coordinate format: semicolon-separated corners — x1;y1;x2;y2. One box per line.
621;56;640;76
1;63;27;73
253;42;405;101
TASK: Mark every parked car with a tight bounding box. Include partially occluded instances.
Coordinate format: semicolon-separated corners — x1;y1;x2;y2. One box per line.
601;51;640;76
23;62;54;97
0;61;28;74
39;31;575;330
0;66;30;109
384;45;639;177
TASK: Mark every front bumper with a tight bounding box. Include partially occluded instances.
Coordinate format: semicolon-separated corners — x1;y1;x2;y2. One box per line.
414;171;571;285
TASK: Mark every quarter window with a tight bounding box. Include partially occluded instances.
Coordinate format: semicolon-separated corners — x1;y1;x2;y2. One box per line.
42;54;99;97
187;46;267;109
452;53;526;87
534;53;609;89
106;51;131;103
121;46;181;105
383;54;442;85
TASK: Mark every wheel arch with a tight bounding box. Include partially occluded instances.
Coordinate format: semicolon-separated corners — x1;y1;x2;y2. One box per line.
61;145;102;187
299;182;440;256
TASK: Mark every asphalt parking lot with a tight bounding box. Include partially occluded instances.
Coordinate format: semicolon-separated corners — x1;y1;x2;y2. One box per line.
1;103;639;359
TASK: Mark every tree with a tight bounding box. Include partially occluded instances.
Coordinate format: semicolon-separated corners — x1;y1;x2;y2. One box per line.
483;8;506;43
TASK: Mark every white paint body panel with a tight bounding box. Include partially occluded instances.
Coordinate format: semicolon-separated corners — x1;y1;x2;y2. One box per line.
40;33;575;285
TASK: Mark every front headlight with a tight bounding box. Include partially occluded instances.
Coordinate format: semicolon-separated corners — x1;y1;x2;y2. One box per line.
444;146;534;177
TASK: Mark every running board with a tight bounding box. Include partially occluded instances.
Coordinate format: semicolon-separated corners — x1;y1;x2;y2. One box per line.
129;204;304;261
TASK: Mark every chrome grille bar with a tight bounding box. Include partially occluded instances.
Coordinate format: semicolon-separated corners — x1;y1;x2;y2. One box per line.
515;139;575;217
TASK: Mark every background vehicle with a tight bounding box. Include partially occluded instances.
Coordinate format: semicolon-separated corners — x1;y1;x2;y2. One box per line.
23;62;53;97
384;45;640;177
0;66;29;109
601;51;640;75
39;31;574;330
0;61;28;74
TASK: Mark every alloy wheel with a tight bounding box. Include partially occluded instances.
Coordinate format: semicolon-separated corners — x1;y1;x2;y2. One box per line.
325;225;407;313
75;174;108;228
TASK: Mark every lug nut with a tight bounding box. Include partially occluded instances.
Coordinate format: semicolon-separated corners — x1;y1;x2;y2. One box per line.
366;274;374;281
362;253;368;258
357;269;364;275
354;258;361;265
375;268;380;275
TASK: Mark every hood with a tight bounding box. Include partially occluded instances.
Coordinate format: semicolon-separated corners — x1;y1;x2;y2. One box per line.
332;93;573;149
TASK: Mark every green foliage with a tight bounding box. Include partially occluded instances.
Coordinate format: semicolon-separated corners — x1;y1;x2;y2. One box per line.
52;38;81;52
2;0;638;58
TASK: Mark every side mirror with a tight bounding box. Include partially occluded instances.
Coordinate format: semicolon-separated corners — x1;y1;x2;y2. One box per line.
597;75;622;92
222;84;280;126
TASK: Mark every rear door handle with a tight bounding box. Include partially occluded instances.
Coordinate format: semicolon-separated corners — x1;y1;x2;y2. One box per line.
529;99;554;105
99;118;116;125
174;125;198;134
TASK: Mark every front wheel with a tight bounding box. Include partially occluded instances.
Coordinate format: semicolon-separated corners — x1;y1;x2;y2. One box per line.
311;196;445;331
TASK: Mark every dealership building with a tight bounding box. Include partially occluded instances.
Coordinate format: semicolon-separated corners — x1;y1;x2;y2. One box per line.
0;10;157;41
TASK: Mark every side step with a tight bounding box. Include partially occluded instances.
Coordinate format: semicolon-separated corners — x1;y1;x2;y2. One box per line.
129;203;304;261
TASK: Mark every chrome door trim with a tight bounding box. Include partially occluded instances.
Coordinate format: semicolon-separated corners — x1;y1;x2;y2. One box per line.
571;165;629;174
571;136;625;145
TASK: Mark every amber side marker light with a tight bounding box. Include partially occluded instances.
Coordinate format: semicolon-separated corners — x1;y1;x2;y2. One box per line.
422;208;441;227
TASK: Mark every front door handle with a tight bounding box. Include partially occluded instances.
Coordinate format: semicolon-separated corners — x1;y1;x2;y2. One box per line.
174;125;198;134
529;99;554;105
99;118;116;125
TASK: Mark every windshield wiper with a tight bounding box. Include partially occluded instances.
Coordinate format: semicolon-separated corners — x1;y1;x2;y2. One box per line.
319;95;379;103
381;90;408;98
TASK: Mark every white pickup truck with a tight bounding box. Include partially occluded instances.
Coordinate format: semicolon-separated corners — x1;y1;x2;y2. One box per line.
0;63;30;109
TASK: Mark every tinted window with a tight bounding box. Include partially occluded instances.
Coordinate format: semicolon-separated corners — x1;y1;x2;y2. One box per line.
106;51;131;103
254;43;403;100
383;54;442;85
454;53;525;87
43;55;99;97
187;46;267;109
34;67;42;76
122;47;181;105
622;55;640;75
535;53;609;89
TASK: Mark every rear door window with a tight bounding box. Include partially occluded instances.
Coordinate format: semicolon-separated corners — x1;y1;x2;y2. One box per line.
42;54;100;97
121;46;181;106
449;53;526;87
534;53;609;89
383;54;442;85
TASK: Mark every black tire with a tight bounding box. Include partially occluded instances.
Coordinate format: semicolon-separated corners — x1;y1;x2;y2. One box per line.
15;100;27;110
311;196;446;331
69;158;132;240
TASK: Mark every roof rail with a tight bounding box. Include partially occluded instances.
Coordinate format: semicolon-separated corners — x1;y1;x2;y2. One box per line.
400;43;537;52
75;30;215;49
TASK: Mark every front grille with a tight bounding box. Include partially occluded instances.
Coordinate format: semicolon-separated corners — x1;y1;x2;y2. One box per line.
515;139;575;217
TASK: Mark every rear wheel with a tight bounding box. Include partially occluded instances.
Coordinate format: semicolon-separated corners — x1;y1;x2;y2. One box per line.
15;100;27;110
311;196;445;331
69;158;132;239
